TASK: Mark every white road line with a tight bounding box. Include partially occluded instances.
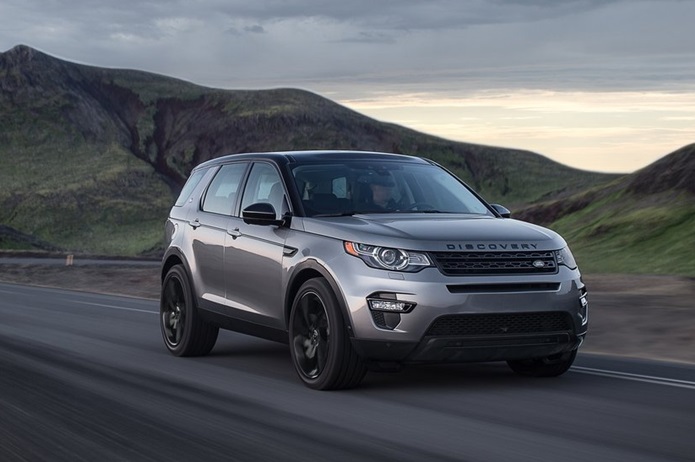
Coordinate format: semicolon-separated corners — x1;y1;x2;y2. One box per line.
72;300;158;315
572;366;695;390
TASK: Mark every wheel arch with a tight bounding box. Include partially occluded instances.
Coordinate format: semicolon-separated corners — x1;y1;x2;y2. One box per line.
161;248;193;283
285;259;354;336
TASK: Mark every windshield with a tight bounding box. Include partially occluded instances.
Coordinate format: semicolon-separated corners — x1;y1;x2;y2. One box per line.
291;160;492;217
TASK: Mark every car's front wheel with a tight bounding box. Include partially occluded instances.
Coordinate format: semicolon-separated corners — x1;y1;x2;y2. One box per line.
160;264;219;356
507;349;577;377
289;278;366;390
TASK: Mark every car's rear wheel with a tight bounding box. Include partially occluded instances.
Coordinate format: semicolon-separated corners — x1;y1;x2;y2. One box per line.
289;278;366;390
507;349;577;377
160;265;218;356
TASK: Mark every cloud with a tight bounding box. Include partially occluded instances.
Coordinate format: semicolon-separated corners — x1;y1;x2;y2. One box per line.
154;17;203;35
334;31;395;44
243;24;266;34
204;0;628;31
1;0;694;172
3;0;694;91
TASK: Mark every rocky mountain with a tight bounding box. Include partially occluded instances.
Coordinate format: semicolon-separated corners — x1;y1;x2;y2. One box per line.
0;44;616;255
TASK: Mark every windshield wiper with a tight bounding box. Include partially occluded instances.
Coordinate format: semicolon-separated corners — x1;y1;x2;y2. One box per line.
314;209;452;216
312;211;358;217
400;209;447;213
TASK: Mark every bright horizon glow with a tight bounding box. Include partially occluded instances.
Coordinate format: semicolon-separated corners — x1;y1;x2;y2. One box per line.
336;89;695;173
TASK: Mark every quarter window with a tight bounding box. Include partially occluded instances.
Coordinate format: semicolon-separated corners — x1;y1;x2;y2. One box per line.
175;169;206;207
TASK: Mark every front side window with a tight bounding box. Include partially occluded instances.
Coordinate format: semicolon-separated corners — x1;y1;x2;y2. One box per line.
240;163;286;219
291;161;492;217
202;163;248;215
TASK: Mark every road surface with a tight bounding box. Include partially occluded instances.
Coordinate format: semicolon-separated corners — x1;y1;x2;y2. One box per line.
1;282;693;461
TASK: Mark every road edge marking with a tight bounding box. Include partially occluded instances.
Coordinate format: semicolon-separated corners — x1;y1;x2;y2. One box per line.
572;366;695;390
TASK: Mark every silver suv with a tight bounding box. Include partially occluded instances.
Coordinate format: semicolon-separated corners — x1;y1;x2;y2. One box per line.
160;151;588;389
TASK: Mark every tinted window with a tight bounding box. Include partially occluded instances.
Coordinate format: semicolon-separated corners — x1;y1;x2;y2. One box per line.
202;163;248;215
174;169;206;207
291;161;491;216
241;163;286;219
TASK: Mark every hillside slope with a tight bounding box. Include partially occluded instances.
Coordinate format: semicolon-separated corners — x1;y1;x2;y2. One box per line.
516;144;695;275
1;45;615;255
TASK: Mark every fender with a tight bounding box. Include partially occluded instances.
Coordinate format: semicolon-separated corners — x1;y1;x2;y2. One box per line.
161;247;194;285
284;258;355;336
161;247;200;310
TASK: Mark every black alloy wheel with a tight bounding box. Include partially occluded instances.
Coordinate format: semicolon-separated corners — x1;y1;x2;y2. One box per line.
161;273;186;348
160;265;219;356
292;290;330;380
289;278;367;390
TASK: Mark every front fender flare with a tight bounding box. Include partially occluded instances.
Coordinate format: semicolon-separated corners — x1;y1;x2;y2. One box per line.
285;259;354;336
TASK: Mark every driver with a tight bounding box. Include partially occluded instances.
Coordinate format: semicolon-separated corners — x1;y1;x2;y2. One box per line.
366;175;398;211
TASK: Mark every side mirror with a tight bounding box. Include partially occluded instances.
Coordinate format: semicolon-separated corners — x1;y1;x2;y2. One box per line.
242;203;285;226
491;204;511;218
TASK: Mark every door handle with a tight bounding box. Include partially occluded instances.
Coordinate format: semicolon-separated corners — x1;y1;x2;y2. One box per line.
227;228;242;238
188;219;201;229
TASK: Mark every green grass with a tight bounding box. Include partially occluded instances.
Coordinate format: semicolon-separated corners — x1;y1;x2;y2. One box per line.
0;236;33;250
548;193;695;276
0;130;173;255
110;71;209;104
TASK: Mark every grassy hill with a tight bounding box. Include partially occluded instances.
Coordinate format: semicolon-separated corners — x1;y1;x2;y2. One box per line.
1;44;616;255
516;144;695;276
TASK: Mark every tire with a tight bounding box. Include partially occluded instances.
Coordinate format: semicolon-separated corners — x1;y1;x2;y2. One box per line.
160;265;219;357
289;278;367;390
507;349;577;377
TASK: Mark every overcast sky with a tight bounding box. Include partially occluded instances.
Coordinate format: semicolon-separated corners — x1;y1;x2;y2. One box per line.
2;0;694;172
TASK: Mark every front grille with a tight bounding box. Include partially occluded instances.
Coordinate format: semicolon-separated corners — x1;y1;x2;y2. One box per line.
431;251;557;276
446;283;561;293
426;312;573;336
443;334;570;348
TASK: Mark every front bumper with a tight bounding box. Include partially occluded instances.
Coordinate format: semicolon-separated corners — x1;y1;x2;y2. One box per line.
352;332;585;364
330;256;588;363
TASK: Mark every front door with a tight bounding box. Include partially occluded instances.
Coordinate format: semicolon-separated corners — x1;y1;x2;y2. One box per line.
224;162;290;329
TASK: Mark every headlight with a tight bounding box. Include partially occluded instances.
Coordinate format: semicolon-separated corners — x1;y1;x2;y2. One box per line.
556;247;578;269
344;242;431;272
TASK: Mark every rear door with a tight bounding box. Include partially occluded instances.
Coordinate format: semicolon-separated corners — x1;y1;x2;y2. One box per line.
188;162;248;308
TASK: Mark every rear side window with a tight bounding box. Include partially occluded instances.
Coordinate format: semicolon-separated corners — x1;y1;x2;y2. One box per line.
202;163;248;215
174;169;206;207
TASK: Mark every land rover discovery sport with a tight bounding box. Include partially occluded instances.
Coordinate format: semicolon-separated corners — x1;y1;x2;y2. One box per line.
160;151;588;389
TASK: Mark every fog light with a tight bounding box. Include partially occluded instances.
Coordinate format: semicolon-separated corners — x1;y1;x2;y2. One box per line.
579;292;589;326
367;297;416;313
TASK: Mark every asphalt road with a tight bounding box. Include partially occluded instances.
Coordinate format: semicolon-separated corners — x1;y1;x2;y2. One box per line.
1;282;694;462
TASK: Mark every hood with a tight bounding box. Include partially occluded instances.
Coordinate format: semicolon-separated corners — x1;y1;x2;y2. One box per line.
300;214;566;252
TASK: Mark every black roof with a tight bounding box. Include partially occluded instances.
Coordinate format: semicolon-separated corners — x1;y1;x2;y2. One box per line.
194;150;430;170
